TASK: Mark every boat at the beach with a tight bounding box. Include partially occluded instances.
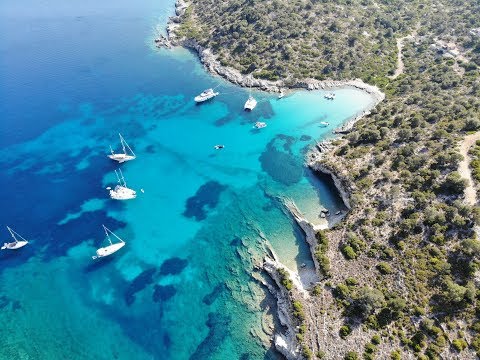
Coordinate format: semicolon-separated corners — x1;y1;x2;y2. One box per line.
92;225;125;260
214;144;225;150
278;90;284;99
2;227;29;250
244;95;257;111
108;169;136;200
108;133;136;163
319;121;330;127
195;88;219;103
254;121;267;129
324;93;336;100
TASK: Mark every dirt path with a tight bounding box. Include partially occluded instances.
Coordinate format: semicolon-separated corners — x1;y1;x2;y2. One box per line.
458;132;480;206
389;34;415;79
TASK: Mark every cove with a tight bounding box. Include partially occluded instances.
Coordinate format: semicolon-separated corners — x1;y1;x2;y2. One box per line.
0;0;377;358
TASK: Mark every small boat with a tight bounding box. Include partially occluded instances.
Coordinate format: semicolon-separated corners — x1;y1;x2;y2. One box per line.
108;133;136;163
2;227;29;250
92;225;125;260
194;88;219;103
324;93;336;100
109;169;136;200
254;121;267;129
278;90;285;99
214;144;225;150
244;95;257;111
335;210;342;215
319;121;330;127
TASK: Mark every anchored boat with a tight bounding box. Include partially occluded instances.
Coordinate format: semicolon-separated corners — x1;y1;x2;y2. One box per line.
108;133;136;163
319;121;330;127
324;93;336;100
244;95;257;111
108;169;136;200
254;121;267;129
92;225;125;259
2;227;29;250
195;88;219;103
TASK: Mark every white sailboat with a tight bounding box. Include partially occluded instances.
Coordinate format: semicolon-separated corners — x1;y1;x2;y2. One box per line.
108;169;136;200
2;226;29;250
108;133;136;163
92;225;126;259
244;94;257;111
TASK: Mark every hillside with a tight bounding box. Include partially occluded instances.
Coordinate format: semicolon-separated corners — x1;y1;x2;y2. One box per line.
167;0;480;358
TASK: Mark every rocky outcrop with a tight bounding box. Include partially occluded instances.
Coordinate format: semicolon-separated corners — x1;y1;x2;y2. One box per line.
283;199;324;273
263;256;301;360
307;152;353;210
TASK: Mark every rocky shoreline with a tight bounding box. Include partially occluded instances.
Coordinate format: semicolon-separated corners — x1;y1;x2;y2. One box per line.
155;1;384;358
157;0;385;104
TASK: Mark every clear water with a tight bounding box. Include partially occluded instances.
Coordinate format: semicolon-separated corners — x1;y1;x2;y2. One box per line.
0;0;376;358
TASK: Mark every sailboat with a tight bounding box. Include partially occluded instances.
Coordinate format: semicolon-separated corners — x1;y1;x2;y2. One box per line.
244;86;257;111
108;133;136;163
92;225;126;259
2;226;29;250
244;94;257;111
108;169;136;200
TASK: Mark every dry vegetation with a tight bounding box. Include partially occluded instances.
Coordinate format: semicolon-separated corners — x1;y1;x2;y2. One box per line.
173;0;480;358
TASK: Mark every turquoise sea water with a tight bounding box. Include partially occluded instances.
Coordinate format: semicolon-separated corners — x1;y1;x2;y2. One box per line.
0;0;376;358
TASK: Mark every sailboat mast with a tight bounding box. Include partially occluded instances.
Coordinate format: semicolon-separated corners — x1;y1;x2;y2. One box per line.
119;133;136;157
103;225;113;245
103;226;125;244
118;168;127;187
6;226;17;243
119;133;127;155
114;170;122;186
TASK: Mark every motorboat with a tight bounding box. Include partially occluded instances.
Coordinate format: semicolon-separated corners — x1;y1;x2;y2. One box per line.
195;88;219;103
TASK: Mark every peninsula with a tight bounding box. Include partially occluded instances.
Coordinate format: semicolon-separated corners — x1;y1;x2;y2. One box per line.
161;0;480;358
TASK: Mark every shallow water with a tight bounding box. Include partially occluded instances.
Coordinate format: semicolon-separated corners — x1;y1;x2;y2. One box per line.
0;0;376;358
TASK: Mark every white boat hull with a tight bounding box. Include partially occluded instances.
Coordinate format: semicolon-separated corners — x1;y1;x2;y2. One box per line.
1;241;28;250
109;186;136;200
92;242;125;259
194;94;218;103
108;154;136;163
244;97;257;111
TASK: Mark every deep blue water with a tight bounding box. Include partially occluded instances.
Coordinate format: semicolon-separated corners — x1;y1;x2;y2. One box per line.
0;0;375;358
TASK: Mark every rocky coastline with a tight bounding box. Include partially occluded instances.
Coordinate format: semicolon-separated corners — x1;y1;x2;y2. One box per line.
157;1;385;104
155;1;384;358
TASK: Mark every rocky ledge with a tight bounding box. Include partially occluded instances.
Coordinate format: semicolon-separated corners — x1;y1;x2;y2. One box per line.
262;255;301;360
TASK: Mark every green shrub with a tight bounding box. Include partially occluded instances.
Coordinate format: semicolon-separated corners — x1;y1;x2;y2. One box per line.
340;325;352;338
346;277;359;286
278;268;293;291
344;351;359;360
377;262;393;275
292;301;305;321
302;345;313;359
390;350;401;360
371;335;381;345
364;343;376;354
342;245;357;260
452;338;467;352
312;285;322;296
